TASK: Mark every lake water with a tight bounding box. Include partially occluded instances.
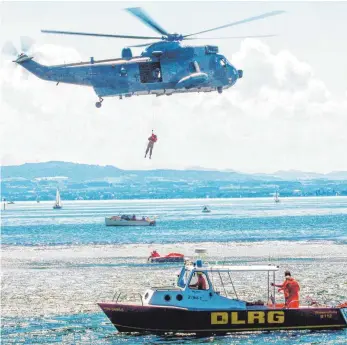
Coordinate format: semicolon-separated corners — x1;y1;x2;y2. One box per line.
1;197;347;344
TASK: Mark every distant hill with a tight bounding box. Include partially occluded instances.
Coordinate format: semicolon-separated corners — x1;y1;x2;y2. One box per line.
1;161;269;182
326;171;347;180
274;170;347;180
1;161;122;181
1;161;346;182
2;161;347;201
273;170;325;180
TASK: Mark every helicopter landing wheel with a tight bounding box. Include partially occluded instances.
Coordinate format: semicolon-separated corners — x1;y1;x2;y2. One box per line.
95;97;104;108
217;87;223;94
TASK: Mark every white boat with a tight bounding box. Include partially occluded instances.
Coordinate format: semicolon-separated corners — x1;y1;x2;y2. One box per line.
274;191;280;203
105;215;156;226
53;189;62;209
202;206;211;213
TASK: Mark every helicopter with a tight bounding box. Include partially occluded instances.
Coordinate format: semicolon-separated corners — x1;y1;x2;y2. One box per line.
5;7;284;108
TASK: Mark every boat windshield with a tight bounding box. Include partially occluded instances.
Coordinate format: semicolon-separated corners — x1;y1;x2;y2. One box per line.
177;264;278;305
177;267;187;288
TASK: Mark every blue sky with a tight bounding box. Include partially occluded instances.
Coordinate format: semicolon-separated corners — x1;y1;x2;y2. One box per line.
1;1;347;173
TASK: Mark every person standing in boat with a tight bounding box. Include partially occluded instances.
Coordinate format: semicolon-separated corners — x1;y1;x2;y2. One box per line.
271;270;300;308
145;131;158;159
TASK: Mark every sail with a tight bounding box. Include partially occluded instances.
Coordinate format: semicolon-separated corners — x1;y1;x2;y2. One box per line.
274;191;280;202
55;189;61;206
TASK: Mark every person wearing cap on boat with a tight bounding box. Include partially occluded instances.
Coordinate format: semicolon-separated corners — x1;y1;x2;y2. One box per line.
189;272;207;290
271;270;300;308
151;250;160;258
148;250;160;262
145;131;158;159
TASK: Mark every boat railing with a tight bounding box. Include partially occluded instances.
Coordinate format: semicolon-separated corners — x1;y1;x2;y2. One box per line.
112;290;144;306
151;286;182;291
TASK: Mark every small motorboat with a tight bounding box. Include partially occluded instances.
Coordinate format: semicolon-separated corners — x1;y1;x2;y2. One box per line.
148;250;184;263
105;214;156;226
202;205;211;213
98;259;347;334
7;201;15;204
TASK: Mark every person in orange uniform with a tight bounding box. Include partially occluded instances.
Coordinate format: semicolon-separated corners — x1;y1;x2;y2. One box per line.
145;131;158;159
271;270;300;308
189;272;207;290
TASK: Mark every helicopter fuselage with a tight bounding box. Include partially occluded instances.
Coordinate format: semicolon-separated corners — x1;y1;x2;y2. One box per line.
16;42;242;106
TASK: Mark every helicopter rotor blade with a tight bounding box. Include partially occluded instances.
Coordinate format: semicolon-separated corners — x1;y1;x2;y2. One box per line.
183;34;277;40
183;10;285;38
126;7;169;37
41;29;161;40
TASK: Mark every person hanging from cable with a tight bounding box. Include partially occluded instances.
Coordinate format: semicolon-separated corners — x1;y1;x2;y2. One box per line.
144;130;158;159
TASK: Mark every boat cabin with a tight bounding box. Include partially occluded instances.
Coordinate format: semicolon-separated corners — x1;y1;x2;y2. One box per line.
142;260;279;310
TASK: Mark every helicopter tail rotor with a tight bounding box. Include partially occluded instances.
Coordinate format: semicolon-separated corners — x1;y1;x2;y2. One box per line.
2;36;35;60
1;37;37;80
2;41;19;57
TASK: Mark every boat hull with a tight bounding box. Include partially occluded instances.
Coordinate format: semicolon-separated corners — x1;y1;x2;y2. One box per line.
98;303;347;334
149;257;185;263
105;218;156;226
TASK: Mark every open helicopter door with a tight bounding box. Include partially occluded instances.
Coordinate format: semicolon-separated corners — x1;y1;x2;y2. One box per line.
139;62;163;83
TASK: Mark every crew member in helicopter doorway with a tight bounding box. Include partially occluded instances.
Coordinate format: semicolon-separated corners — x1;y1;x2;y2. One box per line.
145;131;158;159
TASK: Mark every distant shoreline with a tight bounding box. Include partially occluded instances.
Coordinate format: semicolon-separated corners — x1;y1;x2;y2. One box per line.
2;195;347;203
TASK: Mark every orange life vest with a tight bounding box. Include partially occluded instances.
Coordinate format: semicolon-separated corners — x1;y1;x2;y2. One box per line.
283;277;300;308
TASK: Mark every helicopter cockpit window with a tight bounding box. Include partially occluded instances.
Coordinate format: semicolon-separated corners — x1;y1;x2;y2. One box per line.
219;58;227;67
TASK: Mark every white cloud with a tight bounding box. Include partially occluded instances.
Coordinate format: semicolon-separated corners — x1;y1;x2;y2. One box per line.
0;39;346;173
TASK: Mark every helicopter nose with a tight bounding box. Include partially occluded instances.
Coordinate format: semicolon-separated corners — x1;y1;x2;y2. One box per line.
229;67;239;83
238;70;243;79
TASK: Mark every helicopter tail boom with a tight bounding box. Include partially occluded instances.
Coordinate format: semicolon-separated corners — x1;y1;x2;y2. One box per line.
15;55;92;86
15;55;51;81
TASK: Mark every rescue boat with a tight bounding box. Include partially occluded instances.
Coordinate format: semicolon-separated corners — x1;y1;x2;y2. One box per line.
98;260;347;334
148;250;185;263
105;215;156;226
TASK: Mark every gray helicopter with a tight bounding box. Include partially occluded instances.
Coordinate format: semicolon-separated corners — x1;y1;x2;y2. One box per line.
6;7;284;107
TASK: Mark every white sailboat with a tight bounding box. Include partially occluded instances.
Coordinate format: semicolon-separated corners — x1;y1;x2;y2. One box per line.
274;190;280;203
53;189;62;209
